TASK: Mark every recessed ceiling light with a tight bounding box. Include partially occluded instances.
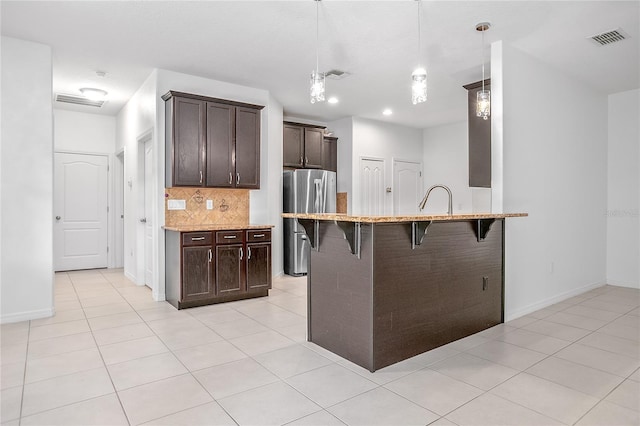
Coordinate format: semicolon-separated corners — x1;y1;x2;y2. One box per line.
328;97;339;104
80;87;108;101
383;108;392;116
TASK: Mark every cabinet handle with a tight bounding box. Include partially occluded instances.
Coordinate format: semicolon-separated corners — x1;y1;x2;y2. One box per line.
239;247;243;261
236;172;240;185
229;172;232;185
199;170;203;184
191;236;205;241
247;247;252;260
253;234;265;238
208;248;212;263
305;157;309;164
300;156;303;165
223;235;237;239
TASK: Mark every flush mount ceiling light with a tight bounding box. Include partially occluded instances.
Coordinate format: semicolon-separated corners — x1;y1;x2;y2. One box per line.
383;108;393;116
327;97;339;104
476;22;491;120
411;0;427;105
80;87;108;101
310;0;325;104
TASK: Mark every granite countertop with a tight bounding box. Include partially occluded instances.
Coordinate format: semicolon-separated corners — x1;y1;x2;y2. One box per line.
163;223;274;232
281;212;528;223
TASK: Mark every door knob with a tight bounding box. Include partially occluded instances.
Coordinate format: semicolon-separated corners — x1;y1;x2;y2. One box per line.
140;218;147;223
55;216;61;221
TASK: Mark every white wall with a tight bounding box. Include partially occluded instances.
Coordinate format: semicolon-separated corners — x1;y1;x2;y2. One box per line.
422;121;473;214
351;117;423;215
493;42;608;320
54;109;116;153
607;89;639;288
1;37;54;323
116;71;157;289
328;117;353;208
117;69;285;297
54;109;119;267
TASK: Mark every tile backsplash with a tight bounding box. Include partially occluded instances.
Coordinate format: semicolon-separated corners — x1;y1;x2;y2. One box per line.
165;187;249;226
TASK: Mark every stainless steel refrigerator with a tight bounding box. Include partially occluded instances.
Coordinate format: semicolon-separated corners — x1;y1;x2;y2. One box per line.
283;169;336;276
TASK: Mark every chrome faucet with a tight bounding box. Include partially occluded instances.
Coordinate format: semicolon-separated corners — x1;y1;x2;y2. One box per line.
419;185;453;215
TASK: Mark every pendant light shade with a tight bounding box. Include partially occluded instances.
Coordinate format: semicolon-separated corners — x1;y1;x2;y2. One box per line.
310;70;325;104
310;0;325;104
476;22;491;120
411;67;427;105
411;0;427;104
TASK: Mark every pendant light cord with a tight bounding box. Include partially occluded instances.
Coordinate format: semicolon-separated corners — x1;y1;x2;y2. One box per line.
481;27;485;92
316;0;319;73
417;0;421;65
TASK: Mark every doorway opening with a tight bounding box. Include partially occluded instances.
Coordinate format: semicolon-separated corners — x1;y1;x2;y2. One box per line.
136;130;154;289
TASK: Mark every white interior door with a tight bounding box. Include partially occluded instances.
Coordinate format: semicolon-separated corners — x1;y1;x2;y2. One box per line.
393;160;423;215
359;158;385;215
54;153;108;271
143;140;153;288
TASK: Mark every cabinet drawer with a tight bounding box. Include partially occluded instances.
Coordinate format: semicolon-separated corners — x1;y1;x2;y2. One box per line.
216;230;244;244
182;232;213;246
246;229;271;243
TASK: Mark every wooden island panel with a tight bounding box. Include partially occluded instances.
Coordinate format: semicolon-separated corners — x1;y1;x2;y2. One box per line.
307;219;505;372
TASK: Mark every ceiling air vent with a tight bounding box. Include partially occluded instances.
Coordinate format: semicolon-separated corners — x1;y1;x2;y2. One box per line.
324;69;350;80
589;28;629;46
55;93;105;107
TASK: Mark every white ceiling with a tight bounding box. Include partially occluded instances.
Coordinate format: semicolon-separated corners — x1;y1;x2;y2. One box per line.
2;1;638;129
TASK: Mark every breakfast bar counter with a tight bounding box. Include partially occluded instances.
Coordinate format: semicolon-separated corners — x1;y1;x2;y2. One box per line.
282;212;527;372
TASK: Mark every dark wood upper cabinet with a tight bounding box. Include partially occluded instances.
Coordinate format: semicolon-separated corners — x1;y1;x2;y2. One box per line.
303;127;324;168
283;125;304;168
322;136;338;173
235;107;261;189
206;102;234;188
169;97;205;186
164;91;263;189
283;122;330;170
463;80;491;188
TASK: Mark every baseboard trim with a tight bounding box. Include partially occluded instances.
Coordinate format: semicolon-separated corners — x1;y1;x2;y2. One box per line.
124;270;137;283
505;280;606;322
1;307;55;324
605;279;639;289
152;290;166;302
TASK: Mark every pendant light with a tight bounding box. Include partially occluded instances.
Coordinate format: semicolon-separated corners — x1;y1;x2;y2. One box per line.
310;0;325;104
411;0;427;104
476;22;491;120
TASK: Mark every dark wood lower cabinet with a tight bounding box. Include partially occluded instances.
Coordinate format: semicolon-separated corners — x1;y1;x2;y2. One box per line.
182;245;213;302
215;244;243;295
166;228;272;309
247;243;271;291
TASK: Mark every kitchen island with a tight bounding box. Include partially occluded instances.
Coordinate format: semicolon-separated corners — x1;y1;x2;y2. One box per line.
282;212;527;372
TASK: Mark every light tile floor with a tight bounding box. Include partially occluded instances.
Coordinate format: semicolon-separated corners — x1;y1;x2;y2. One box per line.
1;269;639;426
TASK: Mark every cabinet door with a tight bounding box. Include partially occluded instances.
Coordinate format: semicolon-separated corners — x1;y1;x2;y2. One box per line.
206;102;234;188
246;243;271;291
467;82;491;188
322;137;338;172
283;125;304;168
182;246;213;301
215;244;244;295
304;127;324;168
173;98;205;186
235;107;260;189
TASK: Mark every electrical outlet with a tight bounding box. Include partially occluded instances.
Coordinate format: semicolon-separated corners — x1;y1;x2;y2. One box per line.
206;200;213;210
